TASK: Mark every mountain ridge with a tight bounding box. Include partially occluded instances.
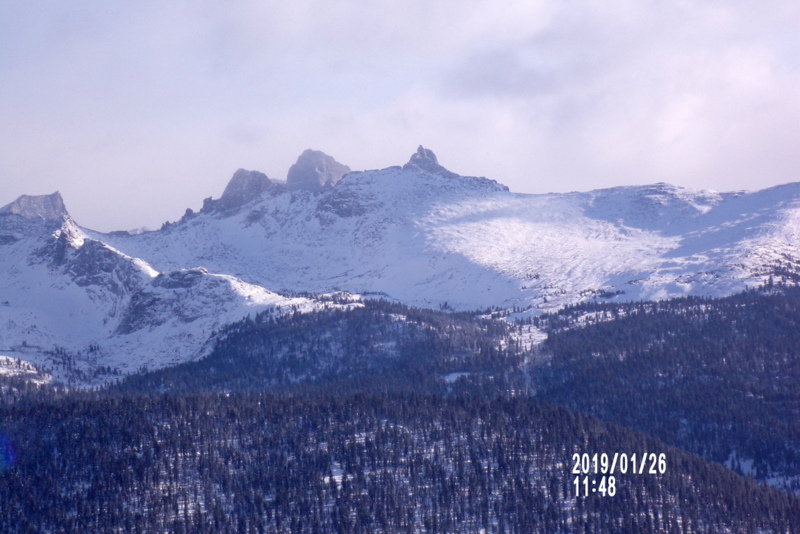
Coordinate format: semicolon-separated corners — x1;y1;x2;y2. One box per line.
89;148;800;312
3;146;800;386
0;206;333;387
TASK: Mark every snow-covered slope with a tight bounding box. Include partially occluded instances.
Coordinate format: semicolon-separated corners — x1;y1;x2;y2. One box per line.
0;195;326;387
97;147;800;312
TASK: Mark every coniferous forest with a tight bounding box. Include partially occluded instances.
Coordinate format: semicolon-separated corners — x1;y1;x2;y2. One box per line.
1;287;799;532
532;285;800;492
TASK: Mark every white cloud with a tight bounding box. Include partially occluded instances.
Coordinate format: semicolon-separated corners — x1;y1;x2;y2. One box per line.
0;1;798;230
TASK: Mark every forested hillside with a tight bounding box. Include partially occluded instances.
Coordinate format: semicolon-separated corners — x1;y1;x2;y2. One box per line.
116;287;800;492
118;300;520;396
0;393;796;533
2;288;800;531
532;285;800;491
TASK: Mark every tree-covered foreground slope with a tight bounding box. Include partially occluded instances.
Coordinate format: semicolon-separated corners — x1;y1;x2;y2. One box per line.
113;288;800;492
532;285;800;492
1;288;799;532
0;393;797;533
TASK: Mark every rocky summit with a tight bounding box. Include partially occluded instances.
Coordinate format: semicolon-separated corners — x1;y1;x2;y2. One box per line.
218;169;273;209
0;191;69;221
403;145;461;178
200;169;274;213
287;149;351;191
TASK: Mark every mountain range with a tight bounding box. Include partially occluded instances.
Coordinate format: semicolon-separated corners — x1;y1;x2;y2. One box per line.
2;145;799;386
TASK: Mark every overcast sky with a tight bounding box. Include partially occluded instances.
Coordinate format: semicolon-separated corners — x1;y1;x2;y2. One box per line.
2;1;799;231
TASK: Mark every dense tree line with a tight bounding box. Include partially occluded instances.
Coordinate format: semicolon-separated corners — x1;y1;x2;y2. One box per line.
533;285;800;491
0;393;796;533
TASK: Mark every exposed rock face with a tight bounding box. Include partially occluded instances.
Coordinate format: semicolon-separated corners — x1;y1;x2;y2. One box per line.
219;169;273;209
403;146;459;179
287;149;351;191
202;169;273;213
0;192;68;221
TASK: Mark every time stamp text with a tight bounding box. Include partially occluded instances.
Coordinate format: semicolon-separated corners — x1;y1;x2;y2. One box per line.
571;452;667;497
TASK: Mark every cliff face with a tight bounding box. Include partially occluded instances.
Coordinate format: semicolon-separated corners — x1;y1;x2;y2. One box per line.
0;192;68;221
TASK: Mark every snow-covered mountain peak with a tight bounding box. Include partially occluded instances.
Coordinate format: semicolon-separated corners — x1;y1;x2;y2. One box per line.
388;146;509;194
0;202;335;386
403;145;460;179
0;191;69;221
287;149;351;191
332;146;508;200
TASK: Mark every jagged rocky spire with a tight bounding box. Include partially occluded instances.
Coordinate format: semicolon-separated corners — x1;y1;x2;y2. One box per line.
0;192;69;221
402;146;459;178
287;149;351;191
199;169;273;215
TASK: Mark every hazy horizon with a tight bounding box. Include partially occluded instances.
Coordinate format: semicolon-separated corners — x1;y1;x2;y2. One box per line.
2;1;799;231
